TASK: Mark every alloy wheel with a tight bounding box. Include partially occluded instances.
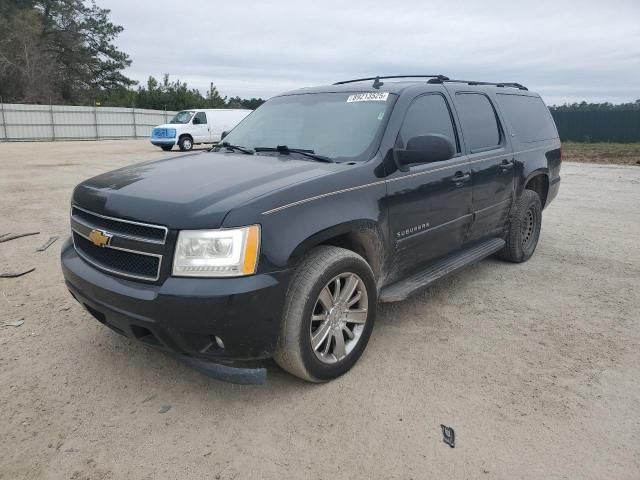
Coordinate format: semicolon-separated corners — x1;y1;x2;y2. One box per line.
309;272;369;364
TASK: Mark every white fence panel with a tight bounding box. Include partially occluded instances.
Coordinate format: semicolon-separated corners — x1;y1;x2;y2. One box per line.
0;103;177;141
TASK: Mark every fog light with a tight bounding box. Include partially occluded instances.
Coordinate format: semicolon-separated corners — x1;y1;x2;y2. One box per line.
214;336;225;349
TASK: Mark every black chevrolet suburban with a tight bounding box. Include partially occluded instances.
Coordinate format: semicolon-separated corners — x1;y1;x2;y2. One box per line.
61;75;561;383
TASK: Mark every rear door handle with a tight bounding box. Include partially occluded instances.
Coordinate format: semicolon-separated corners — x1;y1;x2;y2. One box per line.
451;171;471;187
500;159;514;173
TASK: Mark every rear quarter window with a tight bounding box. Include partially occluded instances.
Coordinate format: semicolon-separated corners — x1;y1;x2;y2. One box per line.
496;94;558;143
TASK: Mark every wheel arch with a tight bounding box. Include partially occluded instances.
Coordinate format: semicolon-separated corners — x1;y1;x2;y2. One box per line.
288;220;386;282
523;170;550;208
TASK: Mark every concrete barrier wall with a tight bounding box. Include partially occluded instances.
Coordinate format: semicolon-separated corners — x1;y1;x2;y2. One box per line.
0;103;178;141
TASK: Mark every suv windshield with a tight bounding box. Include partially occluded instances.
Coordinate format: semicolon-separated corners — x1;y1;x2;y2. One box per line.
169;111;195;124
222;92;395;162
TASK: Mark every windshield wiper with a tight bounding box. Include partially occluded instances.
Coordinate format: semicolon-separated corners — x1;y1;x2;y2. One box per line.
254;145;334;163
215;142;254;154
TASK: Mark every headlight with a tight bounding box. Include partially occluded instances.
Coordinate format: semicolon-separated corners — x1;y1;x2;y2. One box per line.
172;225;260;277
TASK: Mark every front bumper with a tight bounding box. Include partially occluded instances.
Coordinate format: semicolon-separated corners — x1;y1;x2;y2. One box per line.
61;238;290;364
150;138;176;146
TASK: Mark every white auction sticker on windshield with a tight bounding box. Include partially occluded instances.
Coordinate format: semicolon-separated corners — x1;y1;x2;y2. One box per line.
347;92;389;102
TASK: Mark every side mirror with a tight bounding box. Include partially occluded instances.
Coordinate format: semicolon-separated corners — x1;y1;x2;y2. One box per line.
395;134;455;171
220;131;228;140
192;117;201;125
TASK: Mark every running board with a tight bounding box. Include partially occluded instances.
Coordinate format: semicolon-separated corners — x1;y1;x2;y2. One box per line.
379;238;505;303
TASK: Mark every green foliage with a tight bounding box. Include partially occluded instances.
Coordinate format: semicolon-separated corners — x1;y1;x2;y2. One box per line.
0;2;265;110
227;96;266;110
0;0;135;103
97;75;265;111
550;100;640;112
0;8;57;102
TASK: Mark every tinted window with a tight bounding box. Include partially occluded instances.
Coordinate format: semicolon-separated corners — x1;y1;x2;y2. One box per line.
496;94;558;143
455;93;501;152
193;112;207;124
399;94;458;151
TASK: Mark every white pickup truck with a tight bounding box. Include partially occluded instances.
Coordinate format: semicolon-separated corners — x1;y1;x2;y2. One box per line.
150;109;252;151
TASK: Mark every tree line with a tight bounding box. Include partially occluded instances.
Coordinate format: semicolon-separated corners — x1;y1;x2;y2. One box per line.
550;100;640;112
0;1;264;110
95;74;266;111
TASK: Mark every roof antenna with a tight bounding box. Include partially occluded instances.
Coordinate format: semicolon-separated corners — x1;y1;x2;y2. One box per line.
372;76;384;89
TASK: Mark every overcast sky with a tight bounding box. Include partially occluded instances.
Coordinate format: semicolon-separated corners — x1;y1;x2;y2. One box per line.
105;0;640;105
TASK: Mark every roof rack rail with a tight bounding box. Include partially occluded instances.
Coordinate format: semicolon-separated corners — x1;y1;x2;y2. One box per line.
334;75;450;88
332;75;528;91
427;77;528;90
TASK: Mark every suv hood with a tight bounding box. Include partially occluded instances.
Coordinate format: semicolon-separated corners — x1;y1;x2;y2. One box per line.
72;151;333;229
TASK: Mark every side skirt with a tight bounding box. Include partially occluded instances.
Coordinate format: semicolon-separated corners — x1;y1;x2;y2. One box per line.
379;238;505;303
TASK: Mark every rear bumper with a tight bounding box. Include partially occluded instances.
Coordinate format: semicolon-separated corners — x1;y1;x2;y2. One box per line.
61;238;290;363
546;176;561;207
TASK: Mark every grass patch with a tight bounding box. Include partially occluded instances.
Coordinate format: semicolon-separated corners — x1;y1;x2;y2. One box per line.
562;142;640;166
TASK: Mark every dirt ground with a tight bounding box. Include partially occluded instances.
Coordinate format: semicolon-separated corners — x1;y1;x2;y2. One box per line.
1;140;639;480
562;142;640;166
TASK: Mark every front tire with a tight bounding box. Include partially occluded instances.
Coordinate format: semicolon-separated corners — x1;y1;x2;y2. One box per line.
274;246;377;382
160;145;173;151
499;189;542;263
178;135;193;151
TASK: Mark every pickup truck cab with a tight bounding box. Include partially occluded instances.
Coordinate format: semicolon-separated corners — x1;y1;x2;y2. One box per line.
62;75;561;383
150;108;251;151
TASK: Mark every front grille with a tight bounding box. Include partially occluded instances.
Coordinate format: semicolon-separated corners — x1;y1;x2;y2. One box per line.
73;233;161;280
152;128;175;138
72;206;166;242
71;206;167;281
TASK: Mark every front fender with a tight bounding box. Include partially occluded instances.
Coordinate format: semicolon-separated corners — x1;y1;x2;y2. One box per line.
223;178;388;275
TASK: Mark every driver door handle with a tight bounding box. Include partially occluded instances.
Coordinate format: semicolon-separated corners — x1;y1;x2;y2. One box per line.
451;171;471;187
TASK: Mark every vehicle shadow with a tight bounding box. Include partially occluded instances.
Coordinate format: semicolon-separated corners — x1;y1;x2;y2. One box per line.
82;256;507;401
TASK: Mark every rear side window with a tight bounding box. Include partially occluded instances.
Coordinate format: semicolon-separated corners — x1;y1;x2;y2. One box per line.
193;112;207;124
399;94;458;151
455;93;501;152
496;94;558;143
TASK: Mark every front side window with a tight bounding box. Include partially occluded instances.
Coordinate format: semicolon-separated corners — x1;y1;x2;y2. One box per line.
455;93;501;152
398;94;458;152
169;111;195;124
222;92;395;162
193;112;207;125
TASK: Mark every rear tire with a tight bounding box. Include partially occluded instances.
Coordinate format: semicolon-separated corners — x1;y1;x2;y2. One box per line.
274;246;377;382
178;135;193;151
498;189;542;263
160;145;173;151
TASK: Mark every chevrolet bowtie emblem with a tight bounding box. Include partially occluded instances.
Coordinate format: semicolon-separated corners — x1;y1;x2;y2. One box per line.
88;229;112;248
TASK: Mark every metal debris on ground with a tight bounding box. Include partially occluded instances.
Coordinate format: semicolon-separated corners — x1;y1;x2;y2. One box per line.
0;320;24;328
0;232;40;244
441;424;455;448
0;268;36;278
36;236;59;252
141;394;158;403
